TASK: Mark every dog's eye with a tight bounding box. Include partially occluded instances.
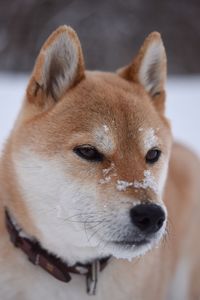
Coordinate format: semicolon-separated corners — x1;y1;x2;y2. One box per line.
73;145;104;162
146;148;161;164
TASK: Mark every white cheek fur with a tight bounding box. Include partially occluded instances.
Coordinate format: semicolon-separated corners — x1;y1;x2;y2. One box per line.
13;148;168;263
13;149;103;264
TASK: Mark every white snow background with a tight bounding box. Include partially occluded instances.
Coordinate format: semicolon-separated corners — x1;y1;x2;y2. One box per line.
0;73;199;156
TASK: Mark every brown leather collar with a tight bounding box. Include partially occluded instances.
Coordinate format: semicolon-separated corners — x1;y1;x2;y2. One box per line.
5;209;110;295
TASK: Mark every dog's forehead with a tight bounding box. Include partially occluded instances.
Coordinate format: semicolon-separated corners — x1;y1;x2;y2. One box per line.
61;72;157;126
53;72;164;152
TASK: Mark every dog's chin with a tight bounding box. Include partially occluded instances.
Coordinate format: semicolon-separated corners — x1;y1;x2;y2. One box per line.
97;240;153;261
96;230;165;261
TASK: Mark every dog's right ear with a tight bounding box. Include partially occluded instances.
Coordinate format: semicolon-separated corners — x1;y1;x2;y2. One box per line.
26;26;85;106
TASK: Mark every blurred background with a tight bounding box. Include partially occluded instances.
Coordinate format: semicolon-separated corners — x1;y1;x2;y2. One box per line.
0;0;200;153
1;0;200;73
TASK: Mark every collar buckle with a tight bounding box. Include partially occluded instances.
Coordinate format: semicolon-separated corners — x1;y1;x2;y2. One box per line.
86;260;100;295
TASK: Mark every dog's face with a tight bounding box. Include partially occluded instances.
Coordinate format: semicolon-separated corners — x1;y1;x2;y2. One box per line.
9;26;172;262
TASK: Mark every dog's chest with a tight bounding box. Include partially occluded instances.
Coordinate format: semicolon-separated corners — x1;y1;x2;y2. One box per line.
0;271;90;300
0;256;127;300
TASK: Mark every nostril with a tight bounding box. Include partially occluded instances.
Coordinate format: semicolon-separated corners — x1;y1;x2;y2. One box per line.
130;204;166;234
135;216;151;230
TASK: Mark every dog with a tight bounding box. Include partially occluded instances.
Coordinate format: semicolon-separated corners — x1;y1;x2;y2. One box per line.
0;25;200;300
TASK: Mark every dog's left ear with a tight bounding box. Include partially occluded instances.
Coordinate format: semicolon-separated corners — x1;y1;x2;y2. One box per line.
26;26;85;106
118;32;166;112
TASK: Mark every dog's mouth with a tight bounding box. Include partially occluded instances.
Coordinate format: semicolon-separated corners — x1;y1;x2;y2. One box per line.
112;239;150;247
97;237;154;260
95;231;166;260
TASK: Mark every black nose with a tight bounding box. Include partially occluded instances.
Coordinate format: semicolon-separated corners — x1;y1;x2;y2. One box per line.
130;204;165;234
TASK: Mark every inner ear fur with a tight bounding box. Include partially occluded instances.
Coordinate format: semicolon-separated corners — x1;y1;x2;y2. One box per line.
118;32;167;112
26;25;85;106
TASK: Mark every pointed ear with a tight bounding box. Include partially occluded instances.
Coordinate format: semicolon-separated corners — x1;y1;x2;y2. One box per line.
27;26;85;105
118;32;167;99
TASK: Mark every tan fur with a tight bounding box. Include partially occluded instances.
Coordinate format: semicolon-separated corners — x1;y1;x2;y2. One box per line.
0;26;200;300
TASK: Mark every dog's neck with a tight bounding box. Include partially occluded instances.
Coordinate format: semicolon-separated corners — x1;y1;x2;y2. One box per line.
5;208;111;295
5;208;108;266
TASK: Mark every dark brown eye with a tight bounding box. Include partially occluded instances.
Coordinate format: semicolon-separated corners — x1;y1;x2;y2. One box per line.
146;148;161;164
73;145;104;162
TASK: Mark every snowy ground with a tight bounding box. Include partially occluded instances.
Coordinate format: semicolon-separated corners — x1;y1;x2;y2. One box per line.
0;73;199;156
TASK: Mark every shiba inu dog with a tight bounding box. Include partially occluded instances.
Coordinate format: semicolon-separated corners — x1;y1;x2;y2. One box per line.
0;25;200;300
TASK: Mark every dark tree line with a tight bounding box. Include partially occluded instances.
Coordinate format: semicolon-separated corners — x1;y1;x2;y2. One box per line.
0;0;200;74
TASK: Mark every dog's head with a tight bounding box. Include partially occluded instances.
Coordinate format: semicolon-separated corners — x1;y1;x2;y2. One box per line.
4;26;172;263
